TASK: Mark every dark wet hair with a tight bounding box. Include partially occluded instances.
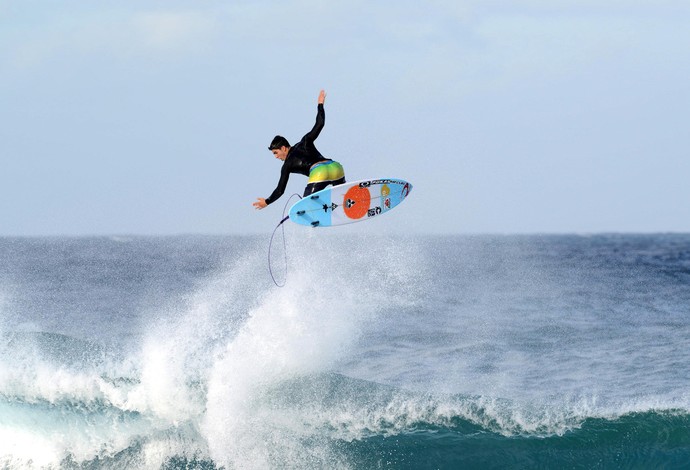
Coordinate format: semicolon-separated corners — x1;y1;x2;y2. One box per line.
268;135;290;150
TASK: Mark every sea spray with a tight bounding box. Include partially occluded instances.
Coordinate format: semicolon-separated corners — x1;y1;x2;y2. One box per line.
125;248;267;423
201;266;365;467
200;233;427;468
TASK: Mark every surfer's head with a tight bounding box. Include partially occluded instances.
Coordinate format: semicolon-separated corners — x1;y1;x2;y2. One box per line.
268;135;290;161
269;135;289;151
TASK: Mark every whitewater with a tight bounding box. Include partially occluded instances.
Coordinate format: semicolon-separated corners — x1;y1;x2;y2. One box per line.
1;233;690;468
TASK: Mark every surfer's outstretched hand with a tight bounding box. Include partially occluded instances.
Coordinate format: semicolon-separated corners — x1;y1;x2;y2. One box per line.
318;89;326;104
253;198;267;210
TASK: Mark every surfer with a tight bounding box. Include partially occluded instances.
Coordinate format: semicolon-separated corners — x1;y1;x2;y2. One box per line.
253;89;346;210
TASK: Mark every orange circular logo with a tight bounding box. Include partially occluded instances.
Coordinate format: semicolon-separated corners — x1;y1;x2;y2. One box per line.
343;185;370;219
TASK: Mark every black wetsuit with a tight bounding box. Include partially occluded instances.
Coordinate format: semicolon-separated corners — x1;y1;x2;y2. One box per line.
265;104;345;205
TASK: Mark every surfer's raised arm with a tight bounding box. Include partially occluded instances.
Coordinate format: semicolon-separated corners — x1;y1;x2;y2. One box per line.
303;90;326;144
253;89;345;210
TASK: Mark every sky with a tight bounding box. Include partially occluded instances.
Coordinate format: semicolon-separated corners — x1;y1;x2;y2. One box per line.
2;0;689;235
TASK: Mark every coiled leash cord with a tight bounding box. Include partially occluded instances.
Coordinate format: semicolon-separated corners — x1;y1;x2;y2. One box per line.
268;193;302;287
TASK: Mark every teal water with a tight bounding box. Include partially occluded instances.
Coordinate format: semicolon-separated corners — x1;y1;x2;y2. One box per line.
1;234;689;468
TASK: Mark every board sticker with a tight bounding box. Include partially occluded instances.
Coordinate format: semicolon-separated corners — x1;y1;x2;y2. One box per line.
343;185;370;220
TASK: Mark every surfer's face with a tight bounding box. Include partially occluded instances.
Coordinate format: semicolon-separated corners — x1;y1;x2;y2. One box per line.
271;146;289;161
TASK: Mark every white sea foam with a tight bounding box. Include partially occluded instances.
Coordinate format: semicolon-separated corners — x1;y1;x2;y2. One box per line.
175;233;420;467
200;242;373;467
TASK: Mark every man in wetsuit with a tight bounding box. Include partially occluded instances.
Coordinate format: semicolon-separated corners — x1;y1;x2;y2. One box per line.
253;90;346;210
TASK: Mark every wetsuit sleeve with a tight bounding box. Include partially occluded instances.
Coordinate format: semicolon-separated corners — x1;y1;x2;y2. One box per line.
302;103;325;143
265;161;291;205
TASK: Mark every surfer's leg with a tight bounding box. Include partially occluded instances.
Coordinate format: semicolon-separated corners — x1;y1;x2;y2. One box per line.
303;181;329;197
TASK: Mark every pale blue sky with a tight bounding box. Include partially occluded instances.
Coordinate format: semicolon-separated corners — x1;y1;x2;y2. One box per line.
2;1;689;235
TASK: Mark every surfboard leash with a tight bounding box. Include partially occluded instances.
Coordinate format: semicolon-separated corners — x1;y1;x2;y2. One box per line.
268;193;302;287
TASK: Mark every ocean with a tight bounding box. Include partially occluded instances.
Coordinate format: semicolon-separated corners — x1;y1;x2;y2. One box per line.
1;233;690;469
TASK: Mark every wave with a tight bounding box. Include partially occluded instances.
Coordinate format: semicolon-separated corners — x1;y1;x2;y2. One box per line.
3;235;690;468
3;365;690;469
344;410;690;469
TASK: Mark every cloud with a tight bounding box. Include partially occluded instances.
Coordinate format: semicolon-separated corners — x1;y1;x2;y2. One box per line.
376;3;690;105
1;7;219;74
129;10;218;52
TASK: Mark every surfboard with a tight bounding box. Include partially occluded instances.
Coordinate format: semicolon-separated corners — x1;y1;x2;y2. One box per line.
287;178;412;227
